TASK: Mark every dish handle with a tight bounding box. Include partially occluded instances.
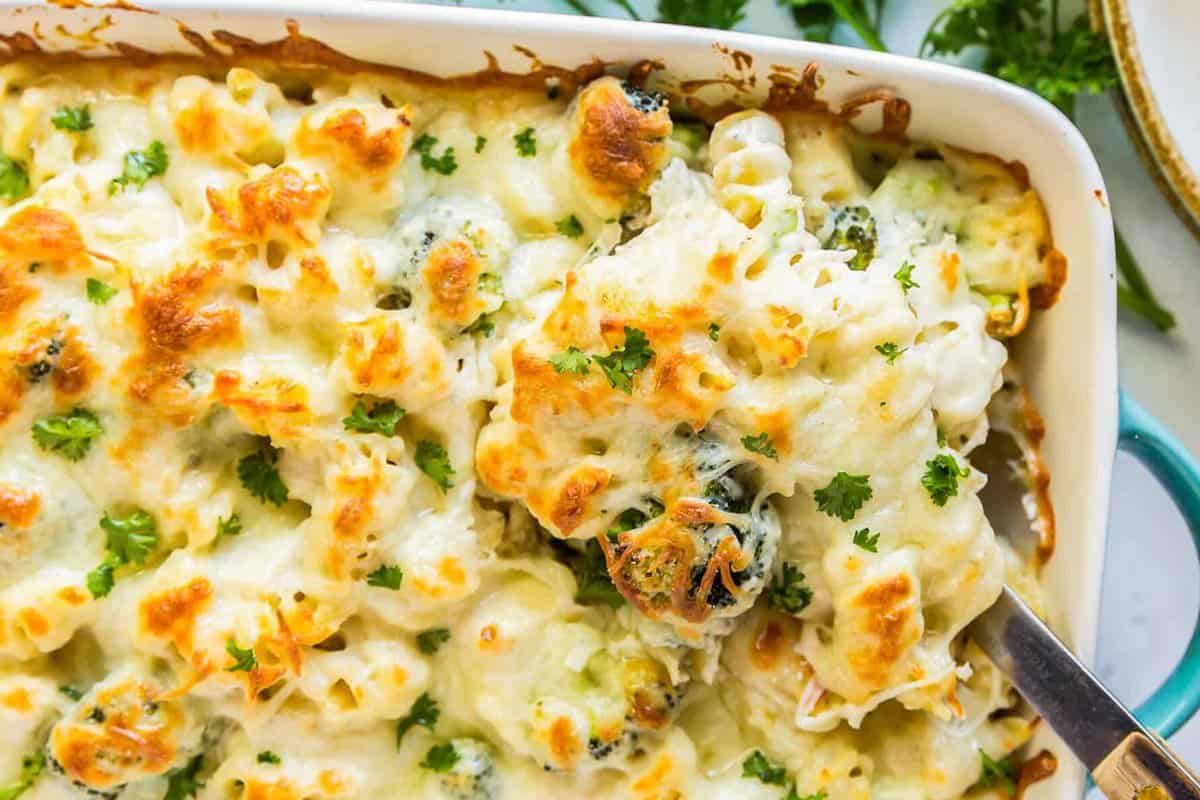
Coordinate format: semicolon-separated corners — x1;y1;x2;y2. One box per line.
1119;390;1200;737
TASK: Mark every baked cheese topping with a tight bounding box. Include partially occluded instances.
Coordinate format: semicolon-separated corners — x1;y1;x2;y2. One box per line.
0;59;1061;800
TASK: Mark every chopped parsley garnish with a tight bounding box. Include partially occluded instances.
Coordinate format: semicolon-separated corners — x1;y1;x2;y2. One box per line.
225;638;257;672
163;753;203;800
555;214;584;238
217;514;242;539
463;313;495;337
894;261;920;293
0;751;45;800
86;560;116;598
814;472;872;521
741;749;787;786
513;127;537;157
412;133;458;176
0;156;29;201
977;750;1018;796
109;140;168;194
852;527;879;553
256;751;281;765
593;326;654;394
32;407;103;461
416;627;451;654
874;342;906;365
51;105;93;132
100;509;158;566
570;538;625;609
238;445;289;506
415;440;455;492
396;692;440;748
58;685;83;701
741;432;778;460
823;205;876;270
766;562;813;615
343;399;406;437
550;346;591;376
922;454;970;507
366;564;403;590
708;323;721;341
421;742;460;773
86;277;118;305
474;135;487;154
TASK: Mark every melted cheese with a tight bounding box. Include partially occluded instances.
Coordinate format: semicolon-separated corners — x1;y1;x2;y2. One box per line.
0;59;1062;800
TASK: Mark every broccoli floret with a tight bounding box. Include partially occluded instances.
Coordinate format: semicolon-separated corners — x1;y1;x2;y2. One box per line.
620;81;667;114
432;738;499;800
823;205;878;271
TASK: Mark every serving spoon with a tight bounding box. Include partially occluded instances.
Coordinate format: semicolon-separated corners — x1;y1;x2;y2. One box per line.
972;585;1200;798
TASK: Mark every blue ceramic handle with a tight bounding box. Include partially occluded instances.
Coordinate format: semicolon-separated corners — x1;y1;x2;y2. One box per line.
1119;390;1200;737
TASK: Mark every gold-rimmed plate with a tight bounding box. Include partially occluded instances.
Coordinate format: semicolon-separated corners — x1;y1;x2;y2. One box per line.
1092;0;1200;240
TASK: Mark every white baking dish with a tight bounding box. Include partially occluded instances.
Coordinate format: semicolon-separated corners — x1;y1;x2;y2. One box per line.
0;1;1162;796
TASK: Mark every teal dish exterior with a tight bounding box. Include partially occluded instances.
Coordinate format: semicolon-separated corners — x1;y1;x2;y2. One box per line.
1120;390;1200;737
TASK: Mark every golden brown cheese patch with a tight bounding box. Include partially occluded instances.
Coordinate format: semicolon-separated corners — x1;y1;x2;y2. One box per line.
139;577;214;655
0;265;35;329
322;456;384;581
125;262;239;413
568;76;672;214
421;239;489;326
213;370;313;439
509;342;614;425
0;206;90;272
207;166;331;248
546;715;584;770
337;315;448;400
0;483;39;530
294;105;412;176
529;464;610;536
242;778;303;800
50;680;184;789
846;572;921;688
751;305;809;369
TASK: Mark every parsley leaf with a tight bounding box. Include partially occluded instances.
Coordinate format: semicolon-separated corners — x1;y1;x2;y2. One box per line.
766;562;813;615
569;538;625;609
874;342;906;365
109;140;168;194
100;509;158;566
823;205;877;270
86;277;118;305
86;558;116;598
659;0;748;29
412;133;458;175
257;751;281;765
852;527;879;552
741;432;779;460
225;638;257;672
977;750;1018;796
708;323;721;341
58;685;83;701
922;454;970;506
415;440;455;492
894;261;920;293
781;0;886;51
51;105;93;132
741;749;787;786
814;472;872;521
0;156;29;201
555;214;584;238
463;312;495;337
513;127;537;157
343;399;406;437
238;445;289;507
396;692;440;748
477;272;503;295
163;754;203;800
32;407;103;461
366;564;403;590
593;326;654;394
474;135;487;153
217;514;242;539
550;346;591;376
416;627;451;654
420;742;459;773
0;751;44;800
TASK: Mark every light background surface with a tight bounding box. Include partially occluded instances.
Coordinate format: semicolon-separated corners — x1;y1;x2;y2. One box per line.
406;0;1200;778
